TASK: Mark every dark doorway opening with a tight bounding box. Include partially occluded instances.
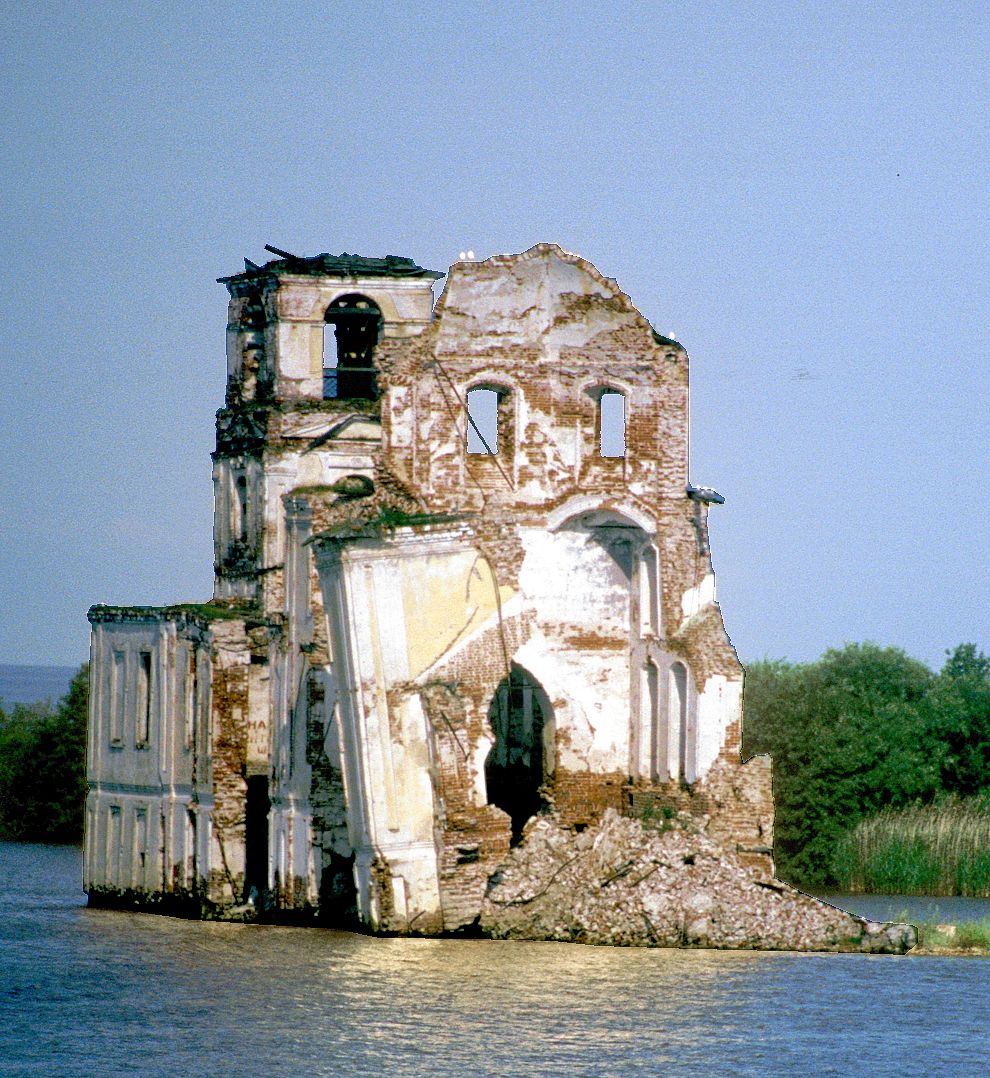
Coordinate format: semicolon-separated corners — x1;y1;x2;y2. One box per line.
244;775;270;903
484;666;553;844
318;852;359;927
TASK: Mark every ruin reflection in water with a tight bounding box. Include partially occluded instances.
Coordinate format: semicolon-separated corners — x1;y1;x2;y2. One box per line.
2;843;990;1077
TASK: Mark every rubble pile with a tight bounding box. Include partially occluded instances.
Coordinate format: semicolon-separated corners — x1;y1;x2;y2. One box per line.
480;809;916;953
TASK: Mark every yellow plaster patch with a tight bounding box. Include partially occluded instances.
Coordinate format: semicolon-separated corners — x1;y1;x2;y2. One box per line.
400;550;514;679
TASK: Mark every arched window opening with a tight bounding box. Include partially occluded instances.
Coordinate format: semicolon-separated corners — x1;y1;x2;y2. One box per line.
323;294;383;401
485;666;553;844
668;662;688;782
638;545;660;637
465;388;511;454
599;390;626;457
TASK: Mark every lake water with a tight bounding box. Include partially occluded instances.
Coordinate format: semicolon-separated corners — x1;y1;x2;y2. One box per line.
2;843;990;1077
0;664;78;707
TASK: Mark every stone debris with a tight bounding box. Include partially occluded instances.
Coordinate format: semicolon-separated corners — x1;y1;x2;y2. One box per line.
480;809;916;954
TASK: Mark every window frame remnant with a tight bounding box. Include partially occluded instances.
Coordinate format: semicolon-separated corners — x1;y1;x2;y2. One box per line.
110;650;125;746
465;386;501;455
465;382;513;457
107;804;122;885
133;807;148;886
235;473;248;542
185;648;197;750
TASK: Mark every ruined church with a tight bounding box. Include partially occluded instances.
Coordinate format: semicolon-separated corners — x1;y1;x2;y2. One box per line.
85;243;774;932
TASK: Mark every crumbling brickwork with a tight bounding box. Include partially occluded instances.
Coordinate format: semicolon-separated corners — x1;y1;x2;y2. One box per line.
85;242;772;937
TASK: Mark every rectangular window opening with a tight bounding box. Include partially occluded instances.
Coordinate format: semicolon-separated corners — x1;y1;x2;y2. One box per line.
108;805;122;886
110;651;125;745
185;649;197;749
600;391;626;458
467;388;499;455
136;651;152;747
235;474;248;541
133;808;148;888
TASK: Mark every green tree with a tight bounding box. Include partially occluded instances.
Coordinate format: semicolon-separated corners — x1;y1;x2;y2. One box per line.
0;664;89;842
925;644;990;799
744;643;939;887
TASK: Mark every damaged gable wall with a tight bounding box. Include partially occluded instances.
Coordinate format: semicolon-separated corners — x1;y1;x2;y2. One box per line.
311;244;772;932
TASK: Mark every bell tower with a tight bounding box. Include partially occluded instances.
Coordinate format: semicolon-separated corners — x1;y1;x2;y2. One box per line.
212;247;443;601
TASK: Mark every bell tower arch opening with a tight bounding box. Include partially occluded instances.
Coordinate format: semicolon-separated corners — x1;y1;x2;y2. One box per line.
484;665;554;844
323;293;383;400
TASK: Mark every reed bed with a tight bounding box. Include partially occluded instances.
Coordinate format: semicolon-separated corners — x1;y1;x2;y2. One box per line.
832;798;990;896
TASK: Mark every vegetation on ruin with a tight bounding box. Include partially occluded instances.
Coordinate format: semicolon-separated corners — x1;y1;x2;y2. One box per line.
166;601;256;622
321;504;467;538
287;484;339;497
743;642;990;892
0;664;88;843
634;801;679;833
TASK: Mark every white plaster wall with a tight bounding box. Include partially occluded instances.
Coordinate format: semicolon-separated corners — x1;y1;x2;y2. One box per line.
85;619;209;895
681;573;716;619
516;526;634;772
437;251;635;362
695;673;742;778
316;532;498;927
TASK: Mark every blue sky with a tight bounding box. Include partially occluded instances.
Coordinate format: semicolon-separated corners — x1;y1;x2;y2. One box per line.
1;2;987;668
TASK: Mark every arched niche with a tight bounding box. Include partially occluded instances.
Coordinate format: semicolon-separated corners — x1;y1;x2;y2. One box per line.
545;496;656;536
666;661;689;782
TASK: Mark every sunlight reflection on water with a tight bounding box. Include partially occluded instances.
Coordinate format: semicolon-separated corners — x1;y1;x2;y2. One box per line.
2;843;989;1077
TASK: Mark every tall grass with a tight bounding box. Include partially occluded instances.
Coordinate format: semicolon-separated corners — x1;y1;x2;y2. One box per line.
832;797;990;896
917;920;990;949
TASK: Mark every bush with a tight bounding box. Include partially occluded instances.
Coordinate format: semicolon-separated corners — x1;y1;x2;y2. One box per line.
918;919;990;949
744;642;990;890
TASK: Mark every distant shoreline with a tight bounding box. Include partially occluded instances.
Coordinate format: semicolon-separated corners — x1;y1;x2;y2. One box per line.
0;663;81;707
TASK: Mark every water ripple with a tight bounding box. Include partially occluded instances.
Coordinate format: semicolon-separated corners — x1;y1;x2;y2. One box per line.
2;843;988;1077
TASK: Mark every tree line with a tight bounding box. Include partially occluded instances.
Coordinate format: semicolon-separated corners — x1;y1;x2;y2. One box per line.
743;642;990;888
